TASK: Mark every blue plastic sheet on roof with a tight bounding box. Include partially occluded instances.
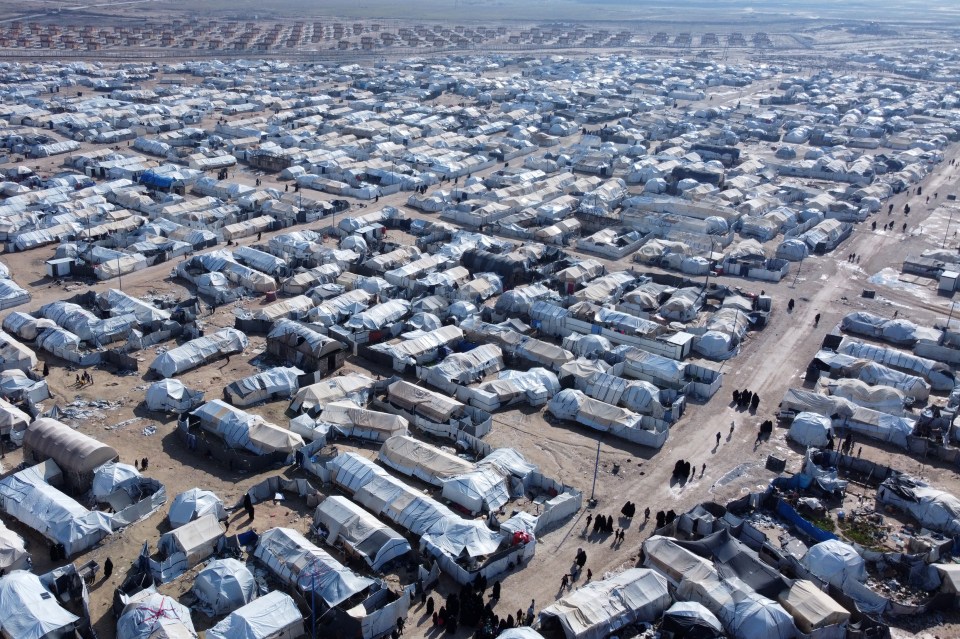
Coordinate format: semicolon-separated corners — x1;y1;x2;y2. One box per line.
139;171;175;189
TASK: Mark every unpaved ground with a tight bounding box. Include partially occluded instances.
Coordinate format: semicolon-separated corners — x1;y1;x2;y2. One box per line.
2;70;960;639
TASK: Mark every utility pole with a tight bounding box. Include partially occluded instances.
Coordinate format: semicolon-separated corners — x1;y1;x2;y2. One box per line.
589;437;601;506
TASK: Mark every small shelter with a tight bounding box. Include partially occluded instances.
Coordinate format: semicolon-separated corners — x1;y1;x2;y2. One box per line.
193;558;258;616
206;591;305;639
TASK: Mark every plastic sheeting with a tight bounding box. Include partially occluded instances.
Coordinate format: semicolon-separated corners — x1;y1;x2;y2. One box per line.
327;453;504;559
193;558;257;616
345;299;411;331
0;570;79;639
253;527;373;608
777;579;849;633
318;401;408;443
788;413;832;448
116;591;197;639
91;461;140;501
206;591;304;639
224;367;303;407
877;474;960;536
314;495;411;571
192;400;304;455
838;338;954;391
540;568;671;639
0;519;29;572
150;328;248;378
145;379;204;412
168;488;226;529
801;540;866;588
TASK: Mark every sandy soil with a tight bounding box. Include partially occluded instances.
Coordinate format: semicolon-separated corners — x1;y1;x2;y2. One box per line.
1;62;960;639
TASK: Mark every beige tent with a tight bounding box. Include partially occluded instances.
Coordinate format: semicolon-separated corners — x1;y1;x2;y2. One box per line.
247;420;304;455
378;435;474;486
777;579;850;633
0;329;36;372
290;373;375;414
23;418;118;492
387;380;463;423
159;514;225;567
320;400;408;442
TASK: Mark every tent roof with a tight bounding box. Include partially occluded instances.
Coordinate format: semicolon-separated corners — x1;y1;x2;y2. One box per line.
23;417;118;474
206;591;304;639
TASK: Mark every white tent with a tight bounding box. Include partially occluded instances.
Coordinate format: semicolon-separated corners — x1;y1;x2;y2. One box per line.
117;591;197;639
313;496;411;571
158;514;225;567
91;461;140;500
145;379;205;412
224;367;303;407
254;527;374;608
0;518;29;572
168;488;227;529
192;400;304;455
730;593;797;639
150;328;248;378
206;591;305;639
378;435;474;486
787;412;832;448
0;397;29;436
193;558;257;616
0;571;79;639
0;461;113;556
318;400;408;443
877;474;960;536
801;540;866;588
540;568;672;639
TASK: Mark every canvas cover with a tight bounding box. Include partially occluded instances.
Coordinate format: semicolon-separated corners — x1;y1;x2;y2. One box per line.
23;417;118;475
661;601;723;639
290;373;375;414
0;570;79;639
378;435;474;486
206;591;305;639
254;527;373;608
314;495;411;571
540;568;671;639
319;400;408;442
159;514;225;565
777;579;849;633
225;367;303;406
0;397;29;435
387;380;463;423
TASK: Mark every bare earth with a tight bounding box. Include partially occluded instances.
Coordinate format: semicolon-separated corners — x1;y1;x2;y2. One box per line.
2;59;960;639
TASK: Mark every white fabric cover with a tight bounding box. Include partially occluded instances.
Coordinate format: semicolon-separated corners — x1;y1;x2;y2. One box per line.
787;412;832;448
116;591;197;639
146;379;204;412
206;591;304;639
0;518;29;571
254;527;373;607
0;570;78;639
801;540;866;588
150;328;248;378
92;461;141;500
313;495;411;571
169;488;227;529
193;558;257;616
540;568;671;639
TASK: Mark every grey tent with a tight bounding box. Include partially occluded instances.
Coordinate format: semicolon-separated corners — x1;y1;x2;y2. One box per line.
193;558;257;616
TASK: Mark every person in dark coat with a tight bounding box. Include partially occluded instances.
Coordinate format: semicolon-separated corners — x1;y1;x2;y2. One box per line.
103;557;113;580
243;493;254;520
732;389;740;404
491;581;501;599
427;596;435;615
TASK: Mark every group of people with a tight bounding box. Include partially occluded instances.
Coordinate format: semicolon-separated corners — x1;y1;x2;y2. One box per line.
74;371;94;387
619;501;637;518
654;509;678;529
732;388;760;411
672;459;701;481
428;577;533;637
847;253;861;264
755;419;775;443
587;513;616;536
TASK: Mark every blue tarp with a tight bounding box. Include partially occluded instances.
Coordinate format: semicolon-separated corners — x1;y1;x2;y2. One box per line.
140;171;176;190
775;497;837;544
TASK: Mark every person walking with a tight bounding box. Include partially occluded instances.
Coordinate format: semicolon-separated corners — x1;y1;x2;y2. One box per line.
814;313;821;327
243;493;255;520
701;463;706;476
586;569;592;581
103;557;113;580
644;507;650;520
716;432;721;445
527;600;535;625
426;596;435;615
492;581;501;600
